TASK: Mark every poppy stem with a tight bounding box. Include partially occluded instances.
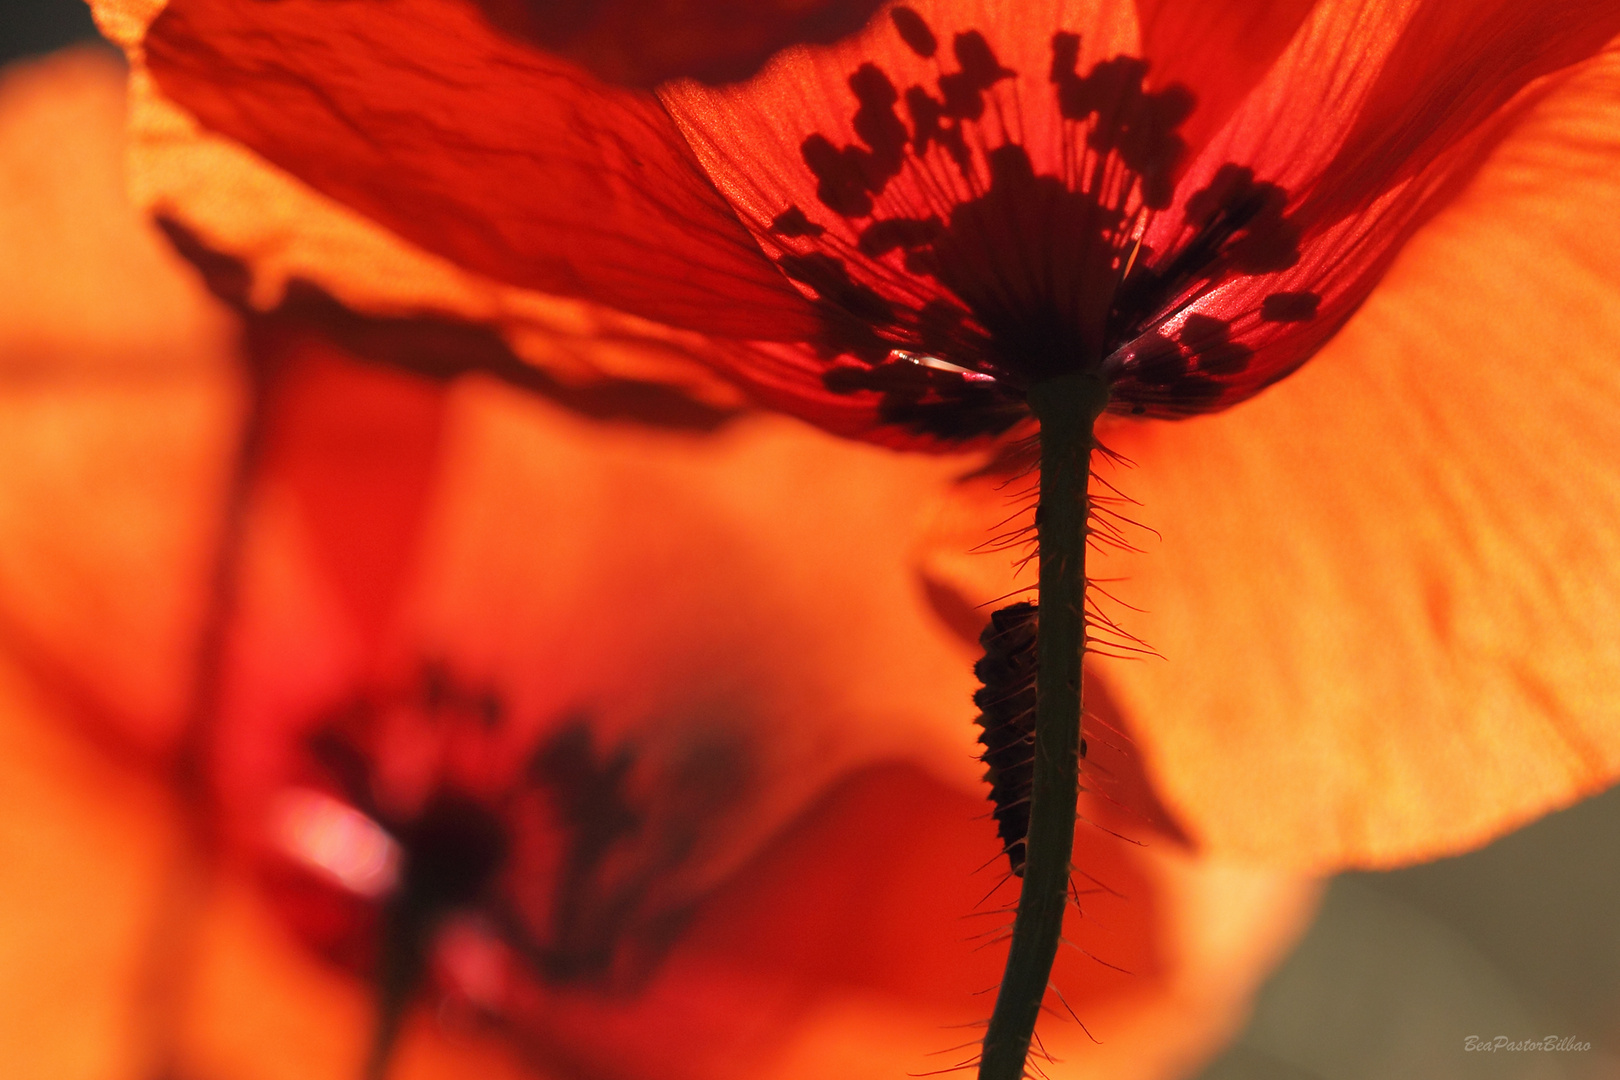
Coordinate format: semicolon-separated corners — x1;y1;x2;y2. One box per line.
365;899;430;1080
979;370;1107;1080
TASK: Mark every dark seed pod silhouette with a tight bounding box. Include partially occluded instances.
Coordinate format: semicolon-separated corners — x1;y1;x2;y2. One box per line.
973;602;1039;876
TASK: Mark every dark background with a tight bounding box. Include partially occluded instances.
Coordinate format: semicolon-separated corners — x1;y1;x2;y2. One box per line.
1;0;101;66
3;1;1617;1077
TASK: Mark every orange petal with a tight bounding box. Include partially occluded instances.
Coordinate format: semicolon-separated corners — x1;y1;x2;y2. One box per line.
0;649;537;1080
0;47;242;755
926;41;1620;868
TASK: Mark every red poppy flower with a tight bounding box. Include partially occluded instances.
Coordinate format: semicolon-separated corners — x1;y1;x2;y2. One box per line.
0;46;1321;1080
90;0;1620;849
84;0;1620;1073
103;0;1620;438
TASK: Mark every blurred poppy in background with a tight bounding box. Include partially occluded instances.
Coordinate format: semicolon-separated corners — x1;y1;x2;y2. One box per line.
0;40;1322;1080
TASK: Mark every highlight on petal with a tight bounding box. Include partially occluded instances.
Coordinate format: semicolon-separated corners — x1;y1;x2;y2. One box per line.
0;46;241;755
137;0;815;342
922;41;1620;869
472;0;887;86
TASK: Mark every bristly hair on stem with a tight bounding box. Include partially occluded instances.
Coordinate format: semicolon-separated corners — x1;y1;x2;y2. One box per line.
976;370;1108;1080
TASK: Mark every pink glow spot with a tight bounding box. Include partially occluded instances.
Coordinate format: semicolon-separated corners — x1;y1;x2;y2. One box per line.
272;787;403;898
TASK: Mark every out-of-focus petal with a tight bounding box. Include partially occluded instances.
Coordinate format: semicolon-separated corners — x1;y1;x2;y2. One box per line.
0;631;1318;1080
0;652;540;1080
213;344;986;872
136;0;813;342
203;337;1317;1078
0;47;241;755
0;656;167;1079
923;43;1620;868
251;327;448;653
472;0;886;86
501;763;1319;1080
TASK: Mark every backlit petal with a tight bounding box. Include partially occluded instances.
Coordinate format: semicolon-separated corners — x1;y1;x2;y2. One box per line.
924;42;1620;868
91;0;776;408
663;0;1620;438
138;0;813;341
99;0;1620;443
1159;0;1620;419
212;345;987;874
1133;0;1316;167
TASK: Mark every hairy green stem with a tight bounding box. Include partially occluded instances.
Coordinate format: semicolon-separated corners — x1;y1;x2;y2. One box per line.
978;371;1107;1080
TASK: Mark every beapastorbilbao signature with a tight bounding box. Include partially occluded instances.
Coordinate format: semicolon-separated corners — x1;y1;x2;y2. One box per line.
1464;1036;1591;1052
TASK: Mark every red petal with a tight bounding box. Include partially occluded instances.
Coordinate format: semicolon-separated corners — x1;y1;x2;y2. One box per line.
144;0;814;341
473;0;887;86
1134;0;1620;416
665;0;1620;435
251;327;449;652
1134;0;1317;167
501;763;1174;1080
661;1;1139;438
1300;0;1620;225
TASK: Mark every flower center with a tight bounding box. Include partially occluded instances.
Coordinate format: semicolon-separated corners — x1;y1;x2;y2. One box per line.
266;663;743;1002
759;5;1324;432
